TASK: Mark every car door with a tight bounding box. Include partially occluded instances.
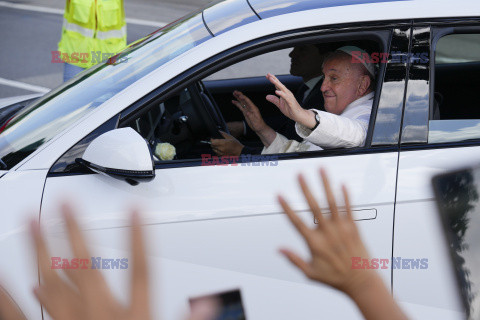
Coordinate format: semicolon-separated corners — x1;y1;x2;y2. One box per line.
393;24;480;319
39;26;406;319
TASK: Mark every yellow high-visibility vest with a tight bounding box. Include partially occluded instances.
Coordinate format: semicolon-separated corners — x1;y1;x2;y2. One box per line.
58;0;126;68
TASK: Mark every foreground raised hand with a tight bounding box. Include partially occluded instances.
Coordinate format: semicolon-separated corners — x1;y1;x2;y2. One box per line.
0;286;26;320
30;206;217;320
278;169;408;320
31;206;151;320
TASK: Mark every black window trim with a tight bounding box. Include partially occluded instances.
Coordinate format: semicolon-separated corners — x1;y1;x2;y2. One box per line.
371;25;412;147
153;145;400;170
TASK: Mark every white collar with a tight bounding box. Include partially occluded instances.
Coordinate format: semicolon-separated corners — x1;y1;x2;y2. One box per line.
341;92;374;114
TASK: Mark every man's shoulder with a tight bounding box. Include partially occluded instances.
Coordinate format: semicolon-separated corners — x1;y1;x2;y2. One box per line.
350;93;374;110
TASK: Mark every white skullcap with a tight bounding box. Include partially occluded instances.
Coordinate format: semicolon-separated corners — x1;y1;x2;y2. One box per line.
336;45;376;79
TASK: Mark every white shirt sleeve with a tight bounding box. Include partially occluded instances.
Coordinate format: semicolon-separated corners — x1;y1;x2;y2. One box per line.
261;132;322;154
295;109;369;148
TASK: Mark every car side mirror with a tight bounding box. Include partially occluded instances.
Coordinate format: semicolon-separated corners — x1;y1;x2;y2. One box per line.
76;128;155;186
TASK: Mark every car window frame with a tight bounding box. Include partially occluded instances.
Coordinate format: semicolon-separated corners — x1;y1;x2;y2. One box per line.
123;26;397;167
50;22;407;175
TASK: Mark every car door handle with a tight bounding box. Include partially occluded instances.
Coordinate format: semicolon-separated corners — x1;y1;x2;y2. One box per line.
313;208;377;224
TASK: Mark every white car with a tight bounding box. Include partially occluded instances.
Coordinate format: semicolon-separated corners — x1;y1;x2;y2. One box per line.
1;0;480;318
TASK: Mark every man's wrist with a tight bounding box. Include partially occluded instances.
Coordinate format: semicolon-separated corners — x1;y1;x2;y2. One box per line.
310;112;320;130
256;126;277;147
297;110;318;129
253;123;268;134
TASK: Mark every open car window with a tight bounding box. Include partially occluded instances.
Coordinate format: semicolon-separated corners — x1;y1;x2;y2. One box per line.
51;33;388;173
121;39;382;164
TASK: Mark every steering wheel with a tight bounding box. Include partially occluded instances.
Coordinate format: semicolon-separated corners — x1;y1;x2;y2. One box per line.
185;82;230;139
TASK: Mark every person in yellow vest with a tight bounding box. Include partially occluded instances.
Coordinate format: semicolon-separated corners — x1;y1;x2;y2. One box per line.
58;0;127;82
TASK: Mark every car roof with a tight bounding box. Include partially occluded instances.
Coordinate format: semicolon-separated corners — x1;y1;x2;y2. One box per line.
249;0;408;19
203;0;480;36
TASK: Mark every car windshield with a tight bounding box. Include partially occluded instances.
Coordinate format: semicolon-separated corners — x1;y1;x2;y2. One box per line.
0;10;211;170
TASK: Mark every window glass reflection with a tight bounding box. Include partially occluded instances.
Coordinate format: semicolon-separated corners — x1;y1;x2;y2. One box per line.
429;120;480;144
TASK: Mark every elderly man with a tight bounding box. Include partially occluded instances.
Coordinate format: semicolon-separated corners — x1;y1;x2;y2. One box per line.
211;44;329;156
221;46;375;155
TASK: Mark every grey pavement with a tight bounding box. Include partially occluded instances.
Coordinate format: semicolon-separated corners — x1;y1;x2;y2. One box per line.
0;0;213;98
15;0;212;24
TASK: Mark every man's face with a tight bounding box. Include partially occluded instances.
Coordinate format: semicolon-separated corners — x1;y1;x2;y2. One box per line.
321;55;366;115
289;45;325;81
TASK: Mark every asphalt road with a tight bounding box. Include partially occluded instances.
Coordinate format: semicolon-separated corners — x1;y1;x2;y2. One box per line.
0;0;209;99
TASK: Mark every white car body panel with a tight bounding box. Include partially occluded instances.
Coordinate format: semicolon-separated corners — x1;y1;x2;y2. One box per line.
394;147;480;318
0;170;48;319
41;153;398;319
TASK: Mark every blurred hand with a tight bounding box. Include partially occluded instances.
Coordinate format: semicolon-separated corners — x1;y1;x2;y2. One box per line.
211;131;244;156
279;169;409;320
278;169;374;297
232;90;268;134
31;205;151;320
0;286;27;320
266;73;315;128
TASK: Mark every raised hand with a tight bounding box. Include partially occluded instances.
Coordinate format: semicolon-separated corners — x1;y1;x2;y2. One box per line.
231;90;268;134
266;73;316;128
232;90;277;147
278;169;409;320
31;205;151;320
0;286;27;320
278;169;373;296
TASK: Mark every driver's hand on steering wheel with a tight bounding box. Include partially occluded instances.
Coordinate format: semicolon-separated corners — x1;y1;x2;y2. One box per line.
211;131;244;156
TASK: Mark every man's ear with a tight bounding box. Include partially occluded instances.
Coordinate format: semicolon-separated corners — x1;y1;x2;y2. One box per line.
357;75;371;96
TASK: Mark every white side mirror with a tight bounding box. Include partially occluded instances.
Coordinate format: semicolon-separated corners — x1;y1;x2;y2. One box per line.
76;128;155;185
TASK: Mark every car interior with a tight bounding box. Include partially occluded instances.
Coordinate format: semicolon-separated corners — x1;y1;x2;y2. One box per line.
429;32;480;143
433;33;480;119
434;64;480;120
124;39;381;163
